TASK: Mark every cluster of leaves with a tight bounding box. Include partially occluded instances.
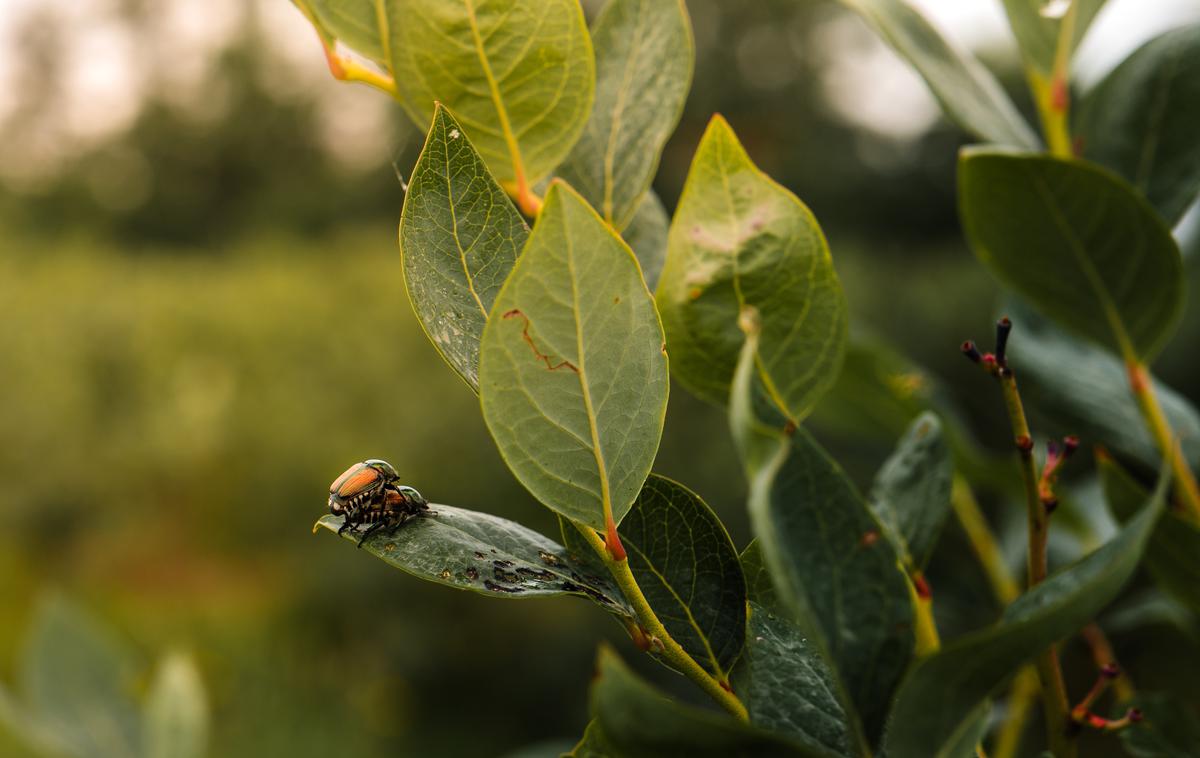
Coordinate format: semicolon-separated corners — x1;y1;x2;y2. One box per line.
295;0;1199;756
0;595;208;758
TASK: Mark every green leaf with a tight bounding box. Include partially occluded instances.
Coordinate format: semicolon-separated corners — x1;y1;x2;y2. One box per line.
1120;692;1200;757
589;647;829;758
959;148;1185;361
806;337;938;444
840;0;1038;148
479;181;669;530
1099;452;1200;614
295;0;386;64
143;653;208;758
869;412;953;569
999;0;1108;76
883;472;1168;757
1078;24;1200;226
386;0;595;187
730;334;912;744
555;0;693;230
567;720;619;758
1006;301;1200;473
400;105;527;391
657;115;847;422
623;190;669;291
17;594;142;758
617;475;746;680
733;544;861;758
315;508;632;615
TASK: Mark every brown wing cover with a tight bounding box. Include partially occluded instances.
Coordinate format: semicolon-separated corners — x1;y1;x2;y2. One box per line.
330;464;380;497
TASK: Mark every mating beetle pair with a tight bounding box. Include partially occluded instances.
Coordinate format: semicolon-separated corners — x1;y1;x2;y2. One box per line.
327;459;429;547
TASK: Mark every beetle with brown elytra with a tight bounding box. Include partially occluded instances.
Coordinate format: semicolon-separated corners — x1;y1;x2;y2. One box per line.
327;459;429;547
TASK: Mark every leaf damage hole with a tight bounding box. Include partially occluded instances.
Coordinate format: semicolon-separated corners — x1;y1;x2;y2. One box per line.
538;550;563;567
465;567;479;581
502;309;579;373
484;580;523;593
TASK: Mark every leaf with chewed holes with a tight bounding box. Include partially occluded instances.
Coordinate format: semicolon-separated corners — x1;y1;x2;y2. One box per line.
315;509;632;615
656;115;847;423
479;181;669;530
401;106;527;392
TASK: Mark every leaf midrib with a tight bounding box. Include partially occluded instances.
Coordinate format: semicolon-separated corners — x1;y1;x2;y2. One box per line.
464;0;526;185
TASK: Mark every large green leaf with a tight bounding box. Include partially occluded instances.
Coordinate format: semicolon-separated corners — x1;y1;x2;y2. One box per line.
1120;692;1200;757
657;115;847;422
999;0;1108;76
882;472;1167;757
142;653;208;758
1078;24;1200;226
1007;301;1200;473
1100;453;1200;614
295;0;386;64
840;0;1038;148
400;106;527;391
556;0;692;230
733;543;863;758
16;595;143;758
616;475;746;680
567;719;620;758
730;333;912;743
479;182;668;530
869;412;953;570
623;190;669;292
959;148;1185;360
386;0;595;187
589;647;830;758
315;508;631;615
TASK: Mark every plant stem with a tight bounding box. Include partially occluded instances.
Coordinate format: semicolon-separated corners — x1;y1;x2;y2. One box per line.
905;571;940;656
569;520;750;722
1127;360;1200;520
951;476;1020;605
951;476;1038;758
994;367;1076;758
1029;0;1077;158
1080;623;1135;703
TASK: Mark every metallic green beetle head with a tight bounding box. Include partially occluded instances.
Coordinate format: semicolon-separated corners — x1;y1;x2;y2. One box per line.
328;459;401;516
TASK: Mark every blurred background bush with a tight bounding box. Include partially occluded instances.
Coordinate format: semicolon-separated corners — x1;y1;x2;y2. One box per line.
1;0;1198;756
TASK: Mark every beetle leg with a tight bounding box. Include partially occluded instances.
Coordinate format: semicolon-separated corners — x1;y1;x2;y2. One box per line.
387;512;413;537
357;519;388;548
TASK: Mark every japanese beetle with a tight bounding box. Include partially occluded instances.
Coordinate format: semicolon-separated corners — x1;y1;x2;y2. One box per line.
328;459;428;547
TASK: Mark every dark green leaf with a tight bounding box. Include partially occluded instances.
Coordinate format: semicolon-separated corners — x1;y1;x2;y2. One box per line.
657;115;847;422
733;544;861;758
617;475;746;680
479;182;668;530
589;647;829;758
400;105;527;391
1008;301;1200;473
143;653;208;758
385;0;595;186
730;334;912;744
567;720;619;758
959;148;1185;360
315;508;632;615
840;0;1038;148
1099;452;1200;614
999;0;1107;76
623;190;669;291
883;473;1167;757
556;0;692;230
869;412;953;569
1120;692;1200;757
1079;24;1200;226
17;595;142;758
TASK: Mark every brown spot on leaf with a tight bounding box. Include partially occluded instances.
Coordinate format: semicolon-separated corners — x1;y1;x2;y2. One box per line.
502;309;579;373
465;567;479;581
484;581;523;593
860;530;880;547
